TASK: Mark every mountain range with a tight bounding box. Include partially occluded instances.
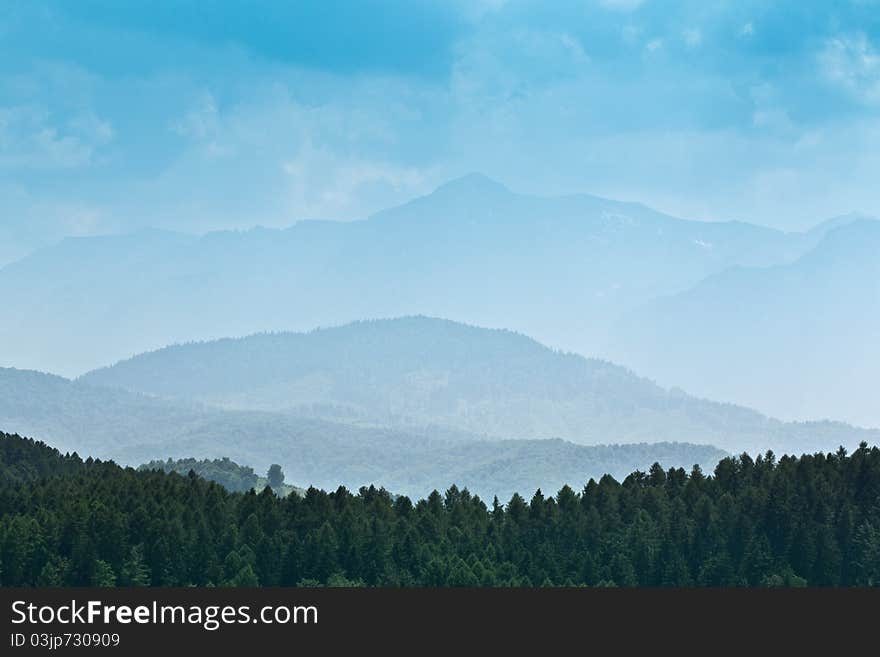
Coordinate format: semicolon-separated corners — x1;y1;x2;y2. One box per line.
1;174;875;431
0;366;727;500
80;316;877;456
0;174;851;379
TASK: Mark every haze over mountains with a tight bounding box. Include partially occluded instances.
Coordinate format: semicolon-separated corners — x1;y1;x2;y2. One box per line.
605;220;880;428
0;175;850;372
0;366;727;500
1;174;876;430
4;313;876;499
81;317;877;456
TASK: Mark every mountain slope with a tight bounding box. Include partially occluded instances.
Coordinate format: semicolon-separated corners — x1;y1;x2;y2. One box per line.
0;175;825;377
80;317;878;455
604;220;880;428
0;367;726;500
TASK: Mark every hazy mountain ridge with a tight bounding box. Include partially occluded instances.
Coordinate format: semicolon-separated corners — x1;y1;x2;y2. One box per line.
80;317;879;455
605;220;880;427
0;174;843;379
0;366;727;500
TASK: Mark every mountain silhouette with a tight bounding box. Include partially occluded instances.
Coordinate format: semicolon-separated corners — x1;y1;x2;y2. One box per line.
81;317;878;455
0;175;833;378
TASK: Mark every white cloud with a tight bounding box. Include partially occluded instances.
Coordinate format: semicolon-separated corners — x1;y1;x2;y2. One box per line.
0;105;113;169
281;145;428;220
136;78;442;229
820;33;880;104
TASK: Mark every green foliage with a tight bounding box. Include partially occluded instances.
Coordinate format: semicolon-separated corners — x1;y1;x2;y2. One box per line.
141;457;261;493
139;457;303;497
2;432;879;587
325;572;366;587
267;464;285;491
91;560;117;587
228;565;259;587
119;545;151;587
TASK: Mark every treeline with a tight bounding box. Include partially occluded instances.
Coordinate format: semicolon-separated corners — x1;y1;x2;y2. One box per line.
139;457;302;497
140;457;261;492
1;432;879;587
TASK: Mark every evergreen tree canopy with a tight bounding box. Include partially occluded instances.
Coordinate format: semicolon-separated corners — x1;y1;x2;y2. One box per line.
2;432;879;587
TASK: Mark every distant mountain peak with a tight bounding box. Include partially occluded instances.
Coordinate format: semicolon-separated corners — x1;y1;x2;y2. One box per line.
366;173;514;224
429;173;512;198
808;212;878;236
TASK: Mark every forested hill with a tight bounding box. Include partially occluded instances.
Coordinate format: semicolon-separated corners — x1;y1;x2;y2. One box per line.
0;367;728;500
0;432;87;484
2;431;878;587
82;317;879;455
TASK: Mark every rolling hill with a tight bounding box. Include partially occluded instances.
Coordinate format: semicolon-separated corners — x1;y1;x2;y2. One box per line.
80;317;879;455
0;367;726;500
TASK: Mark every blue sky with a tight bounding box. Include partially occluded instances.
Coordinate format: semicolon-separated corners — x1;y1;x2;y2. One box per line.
2;0;880;263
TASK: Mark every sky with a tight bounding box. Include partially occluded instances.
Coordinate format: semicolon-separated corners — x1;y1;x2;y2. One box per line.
3;0;880;265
